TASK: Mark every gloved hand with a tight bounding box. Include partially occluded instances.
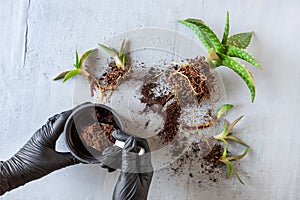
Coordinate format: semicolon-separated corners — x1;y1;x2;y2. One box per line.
0;109;79;196
0;102;96;196
111;130;153;200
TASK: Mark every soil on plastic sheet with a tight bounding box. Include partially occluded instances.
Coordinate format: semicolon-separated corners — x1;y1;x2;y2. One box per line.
157;101;181;144
167;143;224;184
140;82;173;109
79;108;117;153
99;61;127;90
172;57;216;104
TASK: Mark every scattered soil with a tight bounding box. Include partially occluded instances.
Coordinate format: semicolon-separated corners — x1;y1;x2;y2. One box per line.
140;82;173;108
79;107;118;152
157;101;181;144
166;142;224;184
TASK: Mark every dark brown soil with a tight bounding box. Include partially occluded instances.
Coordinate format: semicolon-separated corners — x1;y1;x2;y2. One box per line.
79;107;117;152
157;101;181;144
140;82;173;108
203;144;223;167
170;57;216;104
100;61;126;89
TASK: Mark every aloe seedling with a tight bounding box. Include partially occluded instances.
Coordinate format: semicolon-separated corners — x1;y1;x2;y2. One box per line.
54;49;95;82
214;115;249;147
54;49;101;96
178;11;262;102
219;147;249;184
98;38;126;70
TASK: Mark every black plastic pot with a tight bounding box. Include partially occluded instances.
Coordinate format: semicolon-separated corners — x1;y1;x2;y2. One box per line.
64;103;124;163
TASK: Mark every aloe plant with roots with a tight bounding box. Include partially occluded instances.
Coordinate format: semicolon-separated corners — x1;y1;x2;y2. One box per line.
53;49;101;96
98;38;126;71
178;11;262;102
219;147;249;184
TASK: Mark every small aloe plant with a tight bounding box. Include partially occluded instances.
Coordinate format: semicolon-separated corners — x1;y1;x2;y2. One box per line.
219;147;249;184
178;11;262;102
98;38;126;71
53;49;101;97
53;49;95;82
214;116;249;147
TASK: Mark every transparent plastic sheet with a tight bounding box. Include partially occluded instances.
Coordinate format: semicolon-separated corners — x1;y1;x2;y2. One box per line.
72;28;227;199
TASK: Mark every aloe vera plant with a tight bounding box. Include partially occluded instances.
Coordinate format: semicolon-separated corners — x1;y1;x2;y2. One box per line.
219;147;249;184
98;38;126;70
178;11;262;102
214;115;249;147
53;49;101;97
53;49;95;82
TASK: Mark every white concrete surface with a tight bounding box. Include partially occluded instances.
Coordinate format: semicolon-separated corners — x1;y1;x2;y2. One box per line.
1;0;300;199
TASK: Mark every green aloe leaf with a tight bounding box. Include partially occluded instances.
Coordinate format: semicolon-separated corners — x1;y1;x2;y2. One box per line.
227;115;244;133
224;160;232;177
222;11;230;45
182;18;225;53
220;138;229;146
232;164;244;184
228;148;249;162
227;32;253;49
217;104;233;119
220;55;256;102
227;45;261;69
221;147;227;159
178;19;213;51
98;44;119;57
53;70;71;81
75;51;79;69
119;38;126;57
226;136;249;147
79;49;94;69
63;69;79;83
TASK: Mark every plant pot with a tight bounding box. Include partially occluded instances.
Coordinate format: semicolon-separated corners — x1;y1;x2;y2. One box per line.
64;103;124;163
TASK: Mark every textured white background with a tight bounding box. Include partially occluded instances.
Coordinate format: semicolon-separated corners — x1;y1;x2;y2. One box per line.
1;0;300;199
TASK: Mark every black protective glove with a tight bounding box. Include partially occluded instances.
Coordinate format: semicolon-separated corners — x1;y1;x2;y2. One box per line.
0;109;79;196
111;130;153;200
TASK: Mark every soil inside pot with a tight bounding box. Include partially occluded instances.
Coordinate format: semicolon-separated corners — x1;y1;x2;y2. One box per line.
78;107;117;153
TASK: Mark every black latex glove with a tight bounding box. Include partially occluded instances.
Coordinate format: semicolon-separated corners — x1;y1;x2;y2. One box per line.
112;130;153;200
0;107;83;196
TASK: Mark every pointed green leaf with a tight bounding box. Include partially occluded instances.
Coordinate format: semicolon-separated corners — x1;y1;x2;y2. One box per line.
53;70;71;81
75;51;79;69
79;49;94;69
220;54;256;102
122;54;126;66
221;122;228;136
98;44;119;57
217;104;233;119
228;147;249;162
226;136;249;147
119;38;126;57
227;115;244;133
178;19;212;51
232;165;244;184
221;147;227;159
182;18;225;53
222;11;230;45
224;160;232;177
220;138;229;146
227;45;262;69
227;32;253;49
63;69;79;83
